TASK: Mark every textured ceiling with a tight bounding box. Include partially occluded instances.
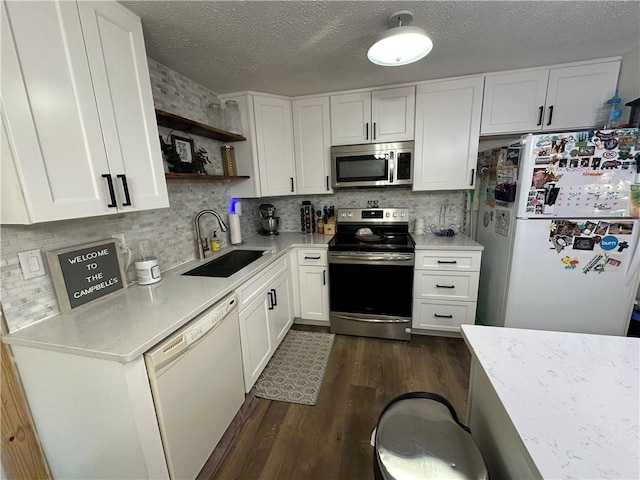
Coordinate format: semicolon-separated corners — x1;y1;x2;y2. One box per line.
120;1;640;97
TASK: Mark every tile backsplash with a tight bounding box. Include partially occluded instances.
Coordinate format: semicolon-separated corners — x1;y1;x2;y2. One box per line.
1;58;464;332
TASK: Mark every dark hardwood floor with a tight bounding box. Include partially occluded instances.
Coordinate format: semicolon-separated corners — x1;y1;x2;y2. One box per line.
212;325;472;480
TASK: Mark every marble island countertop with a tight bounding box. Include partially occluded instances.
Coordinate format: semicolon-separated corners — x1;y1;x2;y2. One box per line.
461;325;640;480
3;233;331;363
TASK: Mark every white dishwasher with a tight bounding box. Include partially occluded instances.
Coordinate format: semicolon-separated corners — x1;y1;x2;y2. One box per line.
145;292;245;480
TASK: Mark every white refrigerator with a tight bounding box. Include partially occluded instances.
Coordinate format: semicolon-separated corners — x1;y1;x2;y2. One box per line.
477;128;640;335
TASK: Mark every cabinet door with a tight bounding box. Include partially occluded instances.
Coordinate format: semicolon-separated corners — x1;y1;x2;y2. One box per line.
269;273;293;349
298;266;329;322
292;97;332;194
413;77;483;191
1;1;113;223
544;62;620;131
253;96;297;196
371;86;415;143
330;92;371;145
238;293;272;392
481;69;549;135
78;2;169;212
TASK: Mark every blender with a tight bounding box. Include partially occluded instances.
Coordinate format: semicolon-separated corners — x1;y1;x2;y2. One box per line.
259;203;279;235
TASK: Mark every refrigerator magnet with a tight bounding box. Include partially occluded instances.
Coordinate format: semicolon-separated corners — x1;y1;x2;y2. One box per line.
607;257;622;267
573;237;595;251
578;146;596;156
617;241;629;252
609;222;633;234
583;221;597;235
594;221;610;236
599;236;618;251
582;254;604;274
561;256;579;269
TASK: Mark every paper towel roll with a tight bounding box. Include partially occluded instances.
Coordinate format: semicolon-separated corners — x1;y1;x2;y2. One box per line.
229;213;242;244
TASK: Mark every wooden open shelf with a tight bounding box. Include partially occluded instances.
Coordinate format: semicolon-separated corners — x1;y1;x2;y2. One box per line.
165;173;250;181
155;108;246;143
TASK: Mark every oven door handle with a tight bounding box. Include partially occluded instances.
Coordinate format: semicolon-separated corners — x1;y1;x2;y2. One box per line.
329;253;414;264
331;313;410;324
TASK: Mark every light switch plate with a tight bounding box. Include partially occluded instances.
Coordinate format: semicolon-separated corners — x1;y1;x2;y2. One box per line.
18;249;46;280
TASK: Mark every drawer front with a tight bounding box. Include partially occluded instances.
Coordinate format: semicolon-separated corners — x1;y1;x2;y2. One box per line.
237;256;287;310
297;248;327;266
415;251;482;272
414;271;479;302
412;300;476;332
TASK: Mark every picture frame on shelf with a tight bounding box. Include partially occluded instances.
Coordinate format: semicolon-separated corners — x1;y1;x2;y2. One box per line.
171;135;194;163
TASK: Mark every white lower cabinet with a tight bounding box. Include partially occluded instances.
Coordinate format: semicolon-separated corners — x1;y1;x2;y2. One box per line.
297;249;329;323
412;250;482;333
237;257;294;392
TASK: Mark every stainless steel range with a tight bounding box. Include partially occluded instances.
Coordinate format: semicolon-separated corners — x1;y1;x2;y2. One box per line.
328;208;414;341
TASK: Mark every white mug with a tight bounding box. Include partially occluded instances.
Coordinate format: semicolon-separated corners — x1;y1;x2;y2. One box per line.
414;218;426;234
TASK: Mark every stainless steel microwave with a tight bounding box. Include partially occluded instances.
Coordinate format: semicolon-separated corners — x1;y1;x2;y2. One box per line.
331;141;413;188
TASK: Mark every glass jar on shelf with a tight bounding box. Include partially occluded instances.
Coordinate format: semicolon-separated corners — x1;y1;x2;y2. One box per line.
205;99;224;129
224;100;242;134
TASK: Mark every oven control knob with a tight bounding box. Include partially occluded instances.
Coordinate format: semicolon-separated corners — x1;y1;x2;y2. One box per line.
393;212;398;217
347;212;353;218
341;213;346;218
385;212;390;217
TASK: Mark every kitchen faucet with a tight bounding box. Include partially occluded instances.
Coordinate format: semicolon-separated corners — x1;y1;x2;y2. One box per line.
195;210;229;260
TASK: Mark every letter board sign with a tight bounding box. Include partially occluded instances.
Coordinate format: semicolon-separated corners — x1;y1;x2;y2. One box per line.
47;239;127;313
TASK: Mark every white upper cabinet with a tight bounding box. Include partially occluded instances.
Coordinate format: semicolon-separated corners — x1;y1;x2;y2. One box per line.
225;93;296;198
413;77;483;191
330;86;415;145
292;97;332;195
481;60;620;135
371;87;416;143
1;0;168;224
253;95;297;197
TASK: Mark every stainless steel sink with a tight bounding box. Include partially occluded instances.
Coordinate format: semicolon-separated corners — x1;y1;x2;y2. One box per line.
182;250;266;278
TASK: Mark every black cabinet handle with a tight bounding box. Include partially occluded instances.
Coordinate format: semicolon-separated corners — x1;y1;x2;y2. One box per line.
270;288;277;306
102;174;117;208
547;105;554;126
326;176;330;191
365;122;369;140
537;106;544;126
305;255;321;260
436;284;455;289
323;269;326;286
434;314;453;319
470;169;475;186
437;260;457;264
373;122;376;140
117;174;132;206
267;291;274;310
290;177;294;192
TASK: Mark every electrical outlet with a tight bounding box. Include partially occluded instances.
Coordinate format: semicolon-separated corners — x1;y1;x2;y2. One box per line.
111;233;127;249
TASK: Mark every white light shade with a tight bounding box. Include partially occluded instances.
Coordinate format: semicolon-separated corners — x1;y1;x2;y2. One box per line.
367;26;433;66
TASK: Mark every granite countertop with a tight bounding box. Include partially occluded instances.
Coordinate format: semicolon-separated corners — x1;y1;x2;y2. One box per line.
3;233;331;363
461;325;640;480
411;232;483;251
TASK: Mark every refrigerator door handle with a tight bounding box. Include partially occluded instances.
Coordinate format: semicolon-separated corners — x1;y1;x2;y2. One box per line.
623;226;640;286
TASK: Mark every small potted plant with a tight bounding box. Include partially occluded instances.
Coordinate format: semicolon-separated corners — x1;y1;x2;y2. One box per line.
160;136;211;174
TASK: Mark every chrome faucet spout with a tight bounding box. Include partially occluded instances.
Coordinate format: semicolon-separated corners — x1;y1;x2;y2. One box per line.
195;209;229;260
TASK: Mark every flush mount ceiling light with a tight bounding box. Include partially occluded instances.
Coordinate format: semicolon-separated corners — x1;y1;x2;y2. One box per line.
367;10;433;67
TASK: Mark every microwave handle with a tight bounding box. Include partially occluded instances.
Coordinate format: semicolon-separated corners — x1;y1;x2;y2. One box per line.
389;151;395;183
